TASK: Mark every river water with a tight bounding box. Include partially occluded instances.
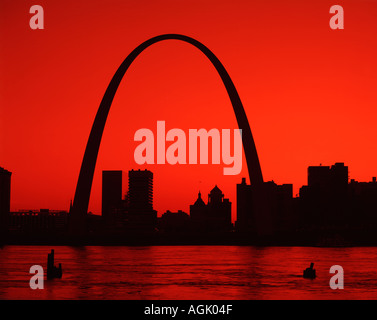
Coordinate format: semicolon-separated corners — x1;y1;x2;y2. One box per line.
0;245;377;299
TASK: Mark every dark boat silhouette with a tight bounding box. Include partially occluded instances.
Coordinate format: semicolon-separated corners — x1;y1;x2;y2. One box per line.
47;249;63;279
303;262;316;279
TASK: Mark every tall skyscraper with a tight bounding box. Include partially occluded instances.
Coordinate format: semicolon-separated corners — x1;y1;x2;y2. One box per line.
128;169;153;211
0;167;12;235
102;170;122;224
236;178;293;237
299;162;349;230
126;169;156;232
308;162;348;192
235;178;253;232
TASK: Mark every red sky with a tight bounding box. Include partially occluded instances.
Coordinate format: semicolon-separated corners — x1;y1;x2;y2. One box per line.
1;0;377;221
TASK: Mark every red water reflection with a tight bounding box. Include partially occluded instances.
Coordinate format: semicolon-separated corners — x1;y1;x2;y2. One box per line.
1;246;377;299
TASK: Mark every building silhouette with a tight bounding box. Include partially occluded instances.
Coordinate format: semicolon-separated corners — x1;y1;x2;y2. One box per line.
263;181;294;236
102;170;123;225
235;178;253;233
125;169;157;232
347;177;377;238
0;167;11;237
236;178;293;238
190;186;232;233
299;163;349;231
8;209;68;235
3;161;377;245
158;210;190;233
293;162;377;244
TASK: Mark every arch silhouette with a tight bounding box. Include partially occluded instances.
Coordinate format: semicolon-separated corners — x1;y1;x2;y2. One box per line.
70;34;264;229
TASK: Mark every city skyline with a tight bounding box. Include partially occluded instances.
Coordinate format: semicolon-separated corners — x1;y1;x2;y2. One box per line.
1;1;377;220
3;0;377;306
2;161;377;221
2;161;377;246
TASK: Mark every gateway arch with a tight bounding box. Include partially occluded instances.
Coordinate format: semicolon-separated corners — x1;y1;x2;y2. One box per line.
69;34;264;232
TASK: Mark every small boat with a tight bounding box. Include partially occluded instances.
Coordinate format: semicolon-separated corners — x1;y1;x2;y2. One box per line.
303;262;316;279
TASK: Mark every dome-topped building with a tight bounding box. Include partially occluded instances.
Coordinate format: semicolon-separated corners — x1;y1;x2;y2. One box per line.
208;185;224;204
194;191;206;207
190;186;232;233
